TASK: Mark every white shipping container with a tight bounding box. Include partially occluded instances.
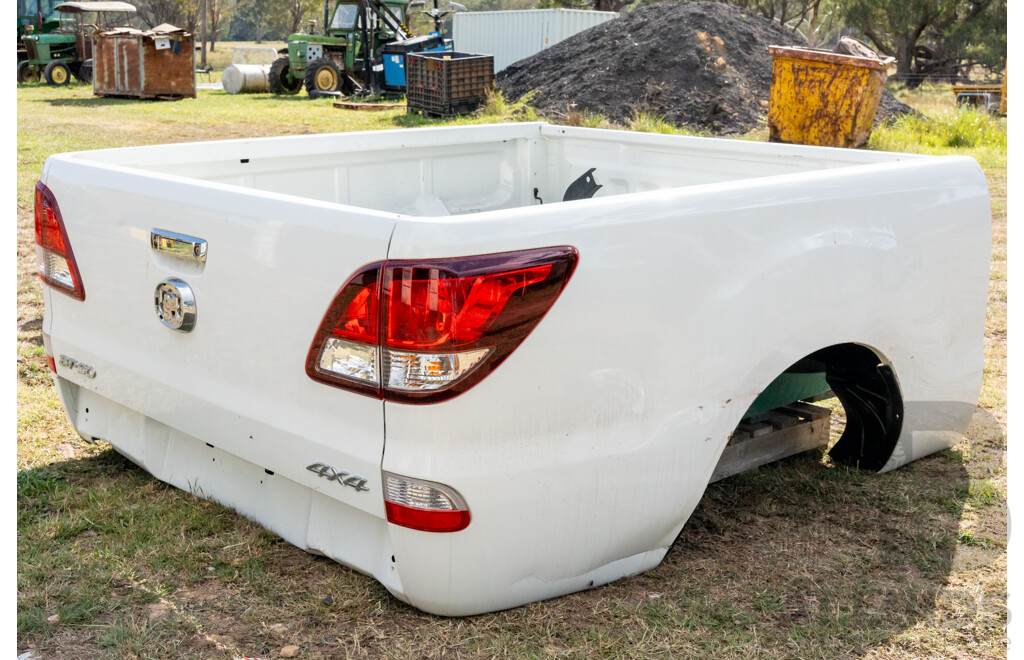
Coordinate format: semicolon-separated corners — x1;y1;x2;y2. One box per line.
452;8;618;72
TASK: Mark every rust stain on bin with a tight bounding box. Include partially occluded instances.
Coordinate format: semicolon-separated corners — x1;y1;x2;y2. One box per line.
93;25;196;99
767;45;892;148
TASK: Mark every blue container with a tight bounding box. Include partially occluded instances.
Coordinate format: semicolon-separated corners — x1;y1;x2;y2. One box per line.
383;53;407;87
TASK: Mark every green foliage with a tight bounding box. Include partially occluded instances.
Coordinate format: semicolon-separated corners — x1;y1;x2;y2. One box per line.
479;90;539;121
565;107;609;128
284;0;321;35
231;0;286;42
628;111;681;134
132;0;199;31
870;106;1005;154
944;0;1006;72
534;0;641;12
968;479;1002;507
957;530;994;547
835;0;1006;77
463;0;540;10
17;469;65;499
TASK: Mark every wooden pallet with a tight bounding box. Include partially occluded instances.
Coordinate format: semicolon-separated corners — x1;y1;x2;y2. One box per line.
710;402;831;483
333;101;405;112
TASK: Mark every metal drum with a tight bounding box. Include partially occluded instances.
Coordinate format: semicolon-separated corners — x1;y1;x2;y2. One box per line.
222;46;278;94
222;63;271;94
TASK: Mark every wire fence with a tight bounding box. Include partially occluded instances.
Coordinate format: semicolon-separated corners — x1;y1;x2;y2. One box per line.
888;73;1005;86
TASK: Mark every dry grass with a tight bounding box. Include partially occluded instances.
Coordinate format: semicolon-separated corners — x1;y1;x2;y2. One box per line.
17;83;1006;659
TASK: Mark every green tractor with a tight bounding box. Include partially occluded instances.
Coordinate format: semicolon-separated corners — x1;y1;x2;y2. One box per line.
269;0;416;97
18;0;62;63
18;1;136;85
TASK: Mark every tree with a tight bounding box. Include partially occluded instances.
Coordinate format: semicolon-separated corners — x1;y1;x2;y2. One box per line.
936;0;1005;73
234;0;280;42
712;0;820;30
208;0;233;51
285;0;320;36
537;0;633;13
178;0;200;33
835;0;1006;79
707;0;842;46
134;0;186;28
133;0;203;31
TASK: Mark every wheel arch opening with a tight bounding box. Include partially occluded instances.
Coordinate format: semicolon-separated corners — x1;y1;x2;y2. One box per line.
807;342;904;471
718;342;904;479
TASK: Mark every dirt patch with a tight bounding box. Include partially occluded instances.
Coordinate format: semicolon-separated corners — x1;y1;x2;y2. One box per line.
496;1;913;134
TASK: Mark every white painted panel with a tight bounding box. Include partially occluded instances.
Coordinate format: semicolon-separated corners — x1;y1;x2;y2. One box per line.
42;122;989;614
453;9;618;72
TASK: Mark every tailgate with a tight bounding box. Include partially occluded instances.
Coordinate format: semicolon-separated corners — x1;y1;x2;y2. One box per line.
41;154;395;519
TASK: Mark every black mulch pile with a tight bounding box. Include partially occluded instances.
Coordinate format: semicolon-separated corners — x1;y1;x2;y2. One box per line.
495;1;913;135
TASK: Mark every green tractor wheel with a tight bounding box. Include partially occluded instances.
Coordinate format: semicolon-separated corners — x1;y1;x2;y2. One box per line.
269;57;302;95
17;60;41;84
304;57;344;98
44;61;72;86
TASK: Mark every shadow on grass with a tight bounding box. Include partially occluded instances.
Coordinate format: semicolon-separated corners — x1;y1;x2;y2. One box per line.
42;95;182;107
17;447;137;508
390;112;445;128
648;409;999;655
19;317;42;337
16;409;1000;658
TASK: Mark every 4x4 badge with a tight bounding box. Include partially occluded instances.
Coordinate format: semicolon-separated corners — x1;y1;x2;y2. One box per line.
306;462;369;492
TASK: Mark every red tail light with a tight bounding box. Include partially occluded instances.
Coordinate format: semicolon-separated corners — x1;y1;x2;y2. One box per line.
384;472;471;532
34;181;85;301
306;247;578;404
383;264;551;349
385;502;471;533
43;331;56;373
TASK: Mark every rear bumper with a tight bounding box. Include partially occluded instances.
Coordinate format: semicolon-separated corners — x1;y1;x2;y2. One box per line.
54;378;404;595
54;375;675;616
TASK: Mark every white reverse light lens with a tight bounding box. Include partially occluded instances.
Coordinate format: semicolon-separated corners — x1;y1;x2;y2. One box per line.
383;347;491;392
384;472;467;511
318;337;379;385
37;246;74;290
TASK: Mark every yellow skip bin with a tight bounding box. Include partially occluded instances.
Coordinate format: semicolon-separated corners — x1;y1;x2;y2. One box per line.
767;45;894;148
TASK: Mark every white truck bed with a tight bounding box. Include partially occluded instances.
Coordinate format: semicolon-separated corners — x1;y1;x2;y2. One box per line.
38;123;990;615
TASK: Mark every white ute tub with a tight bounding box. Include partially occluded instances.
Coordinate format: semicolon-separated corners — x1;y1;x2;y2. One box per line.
36;123;991;615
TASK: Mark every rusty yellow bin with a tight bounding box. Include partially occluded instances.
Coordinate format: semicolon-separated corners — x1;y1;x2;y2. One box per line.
767;45;894;148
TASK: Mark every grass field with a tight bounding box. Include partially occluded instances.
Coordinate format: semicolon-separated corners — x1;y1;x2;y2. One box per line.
16;82;1006;659
197;41;287;76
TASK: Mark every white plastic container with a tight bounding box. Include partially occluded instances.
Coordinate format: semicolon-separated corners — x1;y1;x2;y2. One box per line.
453;9;618;72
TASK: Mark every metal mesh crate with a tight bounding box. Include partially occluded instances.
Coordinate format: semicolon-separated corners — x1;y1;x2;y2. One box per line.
406;52;494;116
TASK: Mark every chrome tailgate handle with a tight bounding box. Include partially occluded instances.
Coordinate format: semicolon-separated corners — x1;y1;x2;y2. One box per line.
151;229;207;262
